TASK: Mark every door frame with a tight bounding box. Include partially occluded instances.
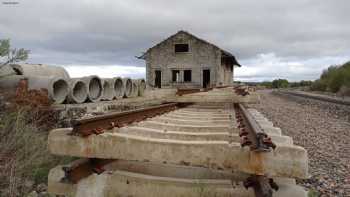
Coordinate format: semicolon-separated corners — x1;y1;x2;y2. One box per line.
154;70;162;88
202;69;210;88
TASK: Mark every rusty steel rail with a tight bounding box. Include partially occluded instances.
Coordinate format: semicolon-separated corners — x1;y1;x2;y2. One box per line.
234;103;278;197
234;103;276;152
71;102;189;136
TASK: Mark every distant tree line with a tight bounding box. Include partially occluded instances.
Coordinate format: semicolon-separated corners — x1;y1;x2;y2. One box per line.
310;61;350;93
259;79;313;89
254;61;350;96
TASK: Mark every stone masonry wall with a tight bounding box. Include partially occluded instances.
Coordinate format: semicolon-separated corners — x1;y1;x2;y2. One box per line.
145;32;226;88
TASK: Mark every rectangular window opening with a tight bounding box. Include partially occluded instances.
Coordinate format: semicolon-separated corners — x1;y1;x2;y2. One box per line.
172;70;180;82
175;44;189;53
184;70;192;82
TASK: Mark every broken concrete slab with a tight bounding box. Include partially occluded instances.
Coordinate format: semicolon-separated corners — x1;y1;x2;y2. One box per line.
49;129;308;178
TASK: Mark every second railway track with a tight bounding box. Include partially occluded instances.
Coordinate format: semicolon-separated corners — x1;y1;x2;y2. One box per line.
47;101;309;197
275;90;350;106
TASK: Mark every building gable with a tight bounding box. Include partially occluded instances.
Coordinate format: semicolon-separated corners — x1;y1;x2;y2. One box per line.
139;30;241;67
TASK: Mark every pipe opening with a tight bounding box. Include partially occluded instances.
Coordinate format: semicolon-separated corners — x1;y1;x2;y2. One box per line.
73;81;87;102
125;79;132;97
114;78;123;97
13;67;23;75
139;79;146;96
53;79;69;103
89;77;102;99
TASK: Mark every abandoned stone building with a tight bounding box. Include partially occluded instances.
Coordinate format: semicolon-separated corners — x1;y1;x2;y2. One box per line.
139;30;241;89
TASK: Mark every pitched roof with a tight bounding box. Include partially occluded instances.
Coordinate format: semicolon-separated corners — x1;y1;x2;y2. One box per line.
138;30;241;67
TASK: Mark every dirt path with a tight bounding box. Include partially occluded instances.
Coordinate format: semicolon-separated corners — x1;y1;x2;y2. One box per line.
248;90;350;197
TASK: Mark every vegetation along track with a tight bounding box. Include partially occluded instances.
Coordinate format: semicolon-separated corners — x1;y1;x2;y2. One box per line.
47;102;309;197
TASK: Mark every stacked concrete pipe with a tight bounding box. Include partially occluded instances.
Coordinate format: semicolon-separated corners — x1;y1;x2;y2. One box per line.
131;79;139;97
0;75;27;94
82;75;103;103
27;76;69;104
122;78;133;98
113;77;124;99
67;79;88;104
137;79;146;96
101;79;115;101
10;64;70;79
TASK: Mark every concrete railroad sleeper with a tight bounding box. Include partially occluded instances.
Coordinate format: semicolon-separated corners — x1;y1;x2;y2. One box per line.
48;103;308;197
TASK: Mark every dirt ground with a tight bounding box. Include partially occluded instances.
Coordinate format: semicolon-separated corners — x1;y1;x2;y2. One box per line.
248;90;350;197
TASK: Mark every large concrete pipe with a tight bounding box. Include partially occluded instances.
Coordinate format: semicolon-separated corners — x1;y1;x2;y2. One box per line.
131;79;139;97
113;77;124;99
82;75;103;102
0;75;26;94
122;78;133;98
0;64;16;77
101;79;115;101
137;78;146;96
67;79;88;104
10;64;70;79
27;76;69;104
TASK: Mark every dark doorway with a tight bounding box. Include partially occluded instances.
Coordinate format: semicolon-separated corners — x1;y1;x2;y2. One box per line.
155;70;161;88
203;69;210;88
172;70;180;82
184;70;192;82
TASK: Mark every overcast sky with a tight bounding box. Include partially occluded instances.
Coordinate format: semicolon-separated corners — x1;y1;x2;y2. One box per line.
1;0;349;81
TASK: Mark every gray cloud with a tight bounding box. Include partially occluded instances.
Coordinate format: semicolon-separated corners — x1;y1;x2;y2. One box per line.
1;0;350;80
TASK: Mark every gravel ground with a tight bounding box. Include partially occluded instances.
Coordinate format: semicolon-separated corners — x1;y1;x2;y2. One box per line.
248;90;350;197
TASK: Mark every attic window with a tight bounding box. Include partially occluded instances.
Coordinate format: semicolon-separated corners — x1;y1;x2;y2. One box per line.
175;44;189;53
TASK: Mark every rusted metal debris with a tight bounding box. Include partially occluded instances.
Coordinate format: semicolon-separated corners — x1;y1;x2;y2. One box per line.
234;86;250;96
15;79;51;107
61;159;114;184
176;88;213;96
71;103;189;136
244;175;279;197
234;103;276;151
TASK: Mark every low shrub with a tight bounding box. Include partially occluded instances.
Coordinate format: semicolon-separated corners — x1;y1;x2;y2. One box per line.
0;90;72;197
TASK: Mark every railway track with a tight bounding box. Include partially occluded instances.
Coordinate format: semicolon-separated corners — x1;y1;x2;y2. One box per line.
275;90;350;106
48;102;308;197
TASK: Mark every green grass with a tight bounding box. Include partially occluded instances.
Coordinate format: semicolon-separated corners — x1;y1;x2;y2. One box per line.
308;189;320;197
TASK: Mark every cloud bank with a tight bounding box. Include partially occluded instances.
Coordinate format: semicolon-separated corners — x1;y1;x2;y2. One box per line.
1;0;349;81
